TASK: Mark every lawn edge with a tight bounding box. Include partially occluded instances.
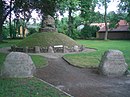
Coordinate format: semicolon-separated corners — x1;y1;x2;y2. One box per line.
36;77;73;97
62;56;84;69
62;56;98;69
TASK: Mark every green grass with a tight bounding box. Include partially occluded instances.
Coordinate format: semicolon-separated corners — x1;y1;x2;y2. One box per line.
0;77;69;97
0;53;7;70
17;32;79;48
31;55;48;68
0;53;48;70
63;40;130;69
0;39;22;48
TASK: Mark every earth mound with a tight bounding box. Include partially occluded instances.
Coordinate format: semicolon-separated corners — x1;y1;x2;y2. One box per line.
17;32;79;48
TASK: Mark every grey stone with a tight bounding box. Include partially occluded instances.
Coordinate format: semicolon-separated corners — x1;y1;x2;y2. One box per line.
24;47;28;53
40;15;57;32
73;45;79;52
43;15;55;28
64;46;69;53
11;45;17;52
48;46;54;53
34;46;40;53
99;50;128;77
80;45;85;51
1;52;36;78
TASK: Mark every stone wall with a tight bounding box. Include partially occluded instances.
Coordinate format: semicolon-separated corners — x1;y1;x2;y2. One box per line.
11;45;84;53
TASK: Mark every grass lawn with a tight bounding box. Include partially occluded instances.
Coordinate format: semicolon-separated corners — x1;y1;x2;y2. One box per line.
0;77;69;97
63;40;130;69
0;53;48;70
0;39;22;48
31;55;48;68
0;53;7;70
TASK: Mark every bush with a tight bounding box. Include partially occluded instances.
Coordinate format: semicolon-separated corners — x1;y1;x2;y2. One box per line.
80;25;99;39
2;27;9;39
27;28;38;36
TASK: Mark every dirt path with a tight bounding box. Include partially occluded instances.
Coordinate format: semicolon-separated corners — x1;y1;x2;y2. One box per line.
35;57;130;97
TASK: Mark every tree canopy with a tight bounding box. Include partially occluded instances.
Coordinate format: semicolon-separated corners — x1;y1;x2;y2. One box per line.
0;0;130;41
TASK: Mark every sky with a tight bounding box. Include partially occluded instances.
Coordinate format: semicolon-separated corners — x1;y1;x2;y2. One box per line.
95;0;120;14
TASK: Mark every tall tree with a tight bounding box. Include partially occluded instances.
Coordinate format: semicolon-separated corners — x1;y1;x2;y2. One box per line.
33;0;62;28
107;11;127;29
80;0;99;23
0;0;14;41
98;0;110;40
104;0;108;40
58;0;80;37
119;0;130;24
9;0;14;38
14;0;33;38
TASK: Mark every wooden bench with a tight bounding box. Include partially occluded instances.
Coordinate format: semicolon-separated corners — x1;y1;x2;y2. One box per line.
53;45;64;53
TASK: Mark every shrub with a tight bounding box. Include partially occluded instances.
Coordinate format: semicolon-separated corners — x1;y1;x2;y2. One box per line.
27;28;38;36
80;25;99;39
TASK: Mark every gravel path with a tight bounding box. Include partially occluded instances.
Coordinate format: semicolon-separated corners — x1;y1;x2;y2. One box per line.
35;57;130;97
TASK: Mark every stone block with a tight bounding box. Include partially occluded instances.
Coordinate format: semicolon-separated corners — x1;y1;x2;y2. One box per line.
99;50;128;77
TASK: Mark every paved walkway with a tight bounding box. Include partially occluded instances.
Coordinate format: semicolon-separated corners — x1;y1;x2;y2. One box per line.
1;47;130;97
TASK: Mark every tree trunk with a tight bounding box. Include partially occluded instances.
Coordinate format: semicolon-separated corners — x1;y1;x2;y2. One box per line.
68;7;73;37
0;0;3;41
0;22;3;41
9;0;12;38
104;0;108;40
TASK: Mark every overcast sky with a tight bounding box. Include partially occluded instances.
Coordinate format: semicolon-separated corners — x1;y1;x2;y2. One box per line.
95;0;120;14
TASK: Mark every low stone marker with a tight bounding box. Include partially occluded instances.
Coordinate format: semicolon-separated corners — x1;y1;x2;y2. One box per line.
34;46;40;53
48;46;54;53
99;50;128;77
73;45;79;52
1;52;36;78
64;46;69;53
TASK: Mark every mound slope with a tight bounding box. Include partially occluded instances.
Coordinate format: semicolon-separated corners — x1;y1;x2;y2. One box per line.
18;32;79;47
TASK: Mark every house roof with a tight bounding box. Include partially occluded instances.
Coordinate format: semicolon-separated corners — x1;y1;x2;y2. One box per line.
99;20;129;32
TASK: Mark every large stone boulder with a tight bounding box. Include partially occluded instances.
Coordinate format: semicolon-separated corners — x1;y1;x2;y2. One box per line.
40;15;57;32
99;50;128;77
1;52;36;78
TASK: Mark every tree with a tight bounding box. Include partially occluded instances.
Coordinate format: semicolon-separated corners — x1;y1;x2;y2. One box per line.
0;0;14;41
32;0;62;28
107;11;127;29
119;0;130;24
98;0;110;40
58;0;80;37
14;0;33;38
80;0;100;23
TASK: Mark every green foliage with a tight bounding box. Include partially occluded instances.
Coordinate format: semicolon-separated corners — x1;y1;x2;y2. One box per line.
80;25;99;39
57;18;68;34
0;53;7;70
2;27;9;39
119;0;130;22
27;28;38;36
107;11;127;28
0;78;69;97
